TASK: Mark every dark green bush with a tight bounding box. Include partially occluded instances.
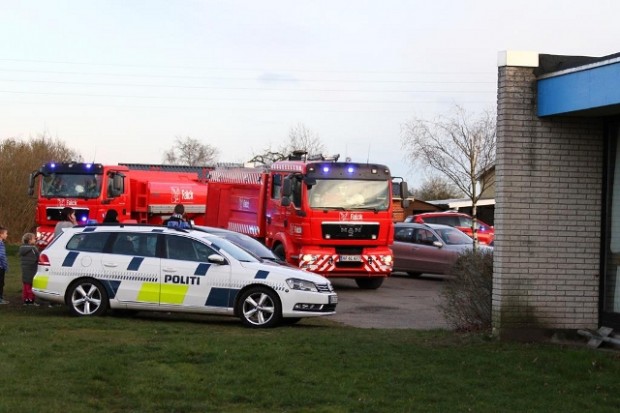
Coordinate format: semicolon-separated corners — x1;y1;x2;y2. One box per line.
440;249;493;331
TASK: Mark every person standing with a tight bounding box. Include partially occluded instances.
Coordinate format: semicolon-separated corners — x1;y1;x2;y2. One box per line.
19;233;40;306
54;207;77;238
165;204;190;228
0;226;8;304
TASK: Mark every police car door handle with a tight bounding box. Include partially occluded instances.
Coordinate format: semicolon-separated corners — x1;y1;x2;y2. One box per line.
163;267;177;272
103;262;119;267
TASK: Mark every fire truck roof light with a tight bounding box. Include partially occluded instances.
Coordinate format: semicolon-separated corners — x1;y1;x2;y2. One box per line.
347;166;354;173
50;163;56;169
322;166;330;173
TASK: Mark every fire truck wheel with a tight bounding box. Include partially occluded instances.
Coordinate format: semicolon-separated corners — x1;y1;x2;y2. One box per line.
237;286;282;328
67;278;109;317
273;244;286;261
355;277;384;290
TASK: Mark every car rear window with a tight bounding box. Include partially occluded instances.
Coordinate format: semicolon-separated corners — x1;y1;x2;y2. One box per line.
428;216;461;226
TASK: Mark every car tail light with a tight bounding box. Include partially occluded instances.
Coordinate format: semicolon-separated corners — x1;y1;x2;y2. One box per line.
38;254;51;266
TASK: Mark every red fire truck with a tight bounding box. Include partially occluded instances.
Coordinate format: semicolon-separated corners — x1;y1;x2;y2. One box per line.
205;153;408;289
29;162;211;248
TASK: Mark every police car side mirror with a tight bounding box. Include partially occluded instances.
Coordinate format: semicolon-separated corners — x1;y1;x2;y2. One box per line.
207;254;227;265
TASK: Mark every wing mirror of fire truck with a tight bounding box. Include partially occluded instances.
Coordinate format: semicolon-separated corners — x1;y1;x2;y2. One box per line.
113;174;124;191
28;172;36;196
303;177;316;187
281;177;292;197
281;177;293;206
401;179;410;208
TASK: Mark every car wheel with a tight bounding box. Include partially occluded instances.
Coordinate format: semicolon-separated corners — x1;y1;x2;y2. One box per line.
355;277;384;289
237;286;282;328
67;279;109;316
407;272;422;278
273;244;286;261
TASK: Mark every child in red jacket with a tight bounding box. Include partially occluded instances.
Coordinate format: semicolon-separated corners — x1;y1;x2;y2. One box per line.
19;233;39;306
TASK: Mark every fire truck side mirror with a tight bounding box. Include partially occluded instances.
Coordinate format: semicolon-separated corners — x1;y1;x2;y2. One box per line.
107;174;124;198
399;181;408;199
281;197;291;207
28;173;36;196
281;178;292;197
399;181;410;208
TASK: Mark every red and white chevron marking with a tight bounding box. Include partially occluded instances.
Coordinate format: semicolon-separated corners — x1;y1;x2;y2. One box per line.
301;254;392;274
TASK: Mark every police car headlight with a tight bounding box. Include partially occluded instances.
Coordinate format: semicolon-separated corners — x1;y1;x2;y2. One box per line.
286;278;318;292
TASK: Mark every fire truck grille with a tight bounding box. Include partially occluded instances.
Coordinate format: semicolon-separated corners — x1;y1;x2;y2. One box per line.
321;223;379;240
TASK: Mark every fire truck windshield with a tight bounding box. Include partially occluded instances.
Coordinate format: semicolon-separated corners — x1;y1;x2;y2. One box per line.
41;173;102;198
308;179;389;210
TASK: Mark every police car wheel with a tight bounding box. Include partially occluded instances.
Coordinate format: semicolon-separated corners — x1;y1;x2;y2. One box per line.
67;279;109;317
237;286;282;328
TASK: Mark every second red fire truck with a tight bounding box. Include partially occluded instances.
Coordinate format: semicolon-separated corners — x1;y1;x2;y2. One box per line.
29;162;211;247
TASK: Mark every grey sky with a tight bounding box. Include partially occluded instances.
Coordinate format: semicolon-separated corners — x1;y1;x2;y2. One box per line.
1;0;619;187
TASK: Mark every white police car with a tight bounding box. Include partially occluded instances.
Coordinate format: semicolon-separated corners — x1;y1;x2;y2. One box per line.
33;224;337;328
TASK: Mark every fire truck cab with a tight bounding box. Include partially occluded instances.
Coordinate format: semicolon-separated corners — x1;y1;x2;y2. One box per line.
205;153;408;289
29;162;210;247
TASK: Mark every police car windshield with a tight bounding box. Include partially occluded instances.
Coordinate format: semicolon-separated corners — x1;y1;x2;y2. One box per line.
204;236;260;262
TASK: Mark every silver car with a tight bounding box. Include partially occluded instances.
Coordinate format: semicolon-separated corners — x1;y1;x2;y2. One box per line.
391;223;492;277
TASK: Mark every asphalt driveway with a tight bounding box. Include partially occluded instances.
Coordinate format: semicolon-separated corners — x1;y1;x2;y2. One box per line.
329;273;451;329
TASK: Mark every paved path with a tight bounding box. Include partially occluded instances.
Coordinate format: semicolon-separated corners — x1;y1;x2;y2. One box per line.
328;273;451;329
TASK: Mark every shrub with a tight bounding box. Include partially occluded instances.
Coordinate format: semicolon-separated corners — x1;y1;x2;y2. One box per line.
439;249;493;331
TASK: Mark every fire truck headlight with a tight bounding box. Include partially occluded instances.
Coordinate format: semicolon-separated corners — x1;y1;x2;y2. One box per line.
286;278;318;292
300;254;318;263
381;255;393;265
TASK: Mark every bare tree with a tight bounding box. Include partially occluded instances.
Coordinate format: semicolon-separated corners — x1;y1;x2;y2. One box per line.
247;147;287;167
401;105;496;246
0;133;80;243
412;174;463;201
163;136;219;166
280;123;326;157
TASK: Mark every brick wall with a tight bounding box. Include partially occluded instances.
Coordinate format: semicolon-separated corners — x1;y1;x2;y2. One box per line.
494;65;603;336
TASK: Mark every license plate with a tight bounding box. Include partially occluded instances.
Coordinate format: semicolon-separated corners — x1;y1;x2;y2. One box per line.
329;294;338;304
340;255;362;262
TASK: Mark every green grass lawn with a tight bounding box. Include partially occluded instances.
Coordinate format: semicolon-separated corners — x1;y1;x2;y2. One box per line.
1;246;619;412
